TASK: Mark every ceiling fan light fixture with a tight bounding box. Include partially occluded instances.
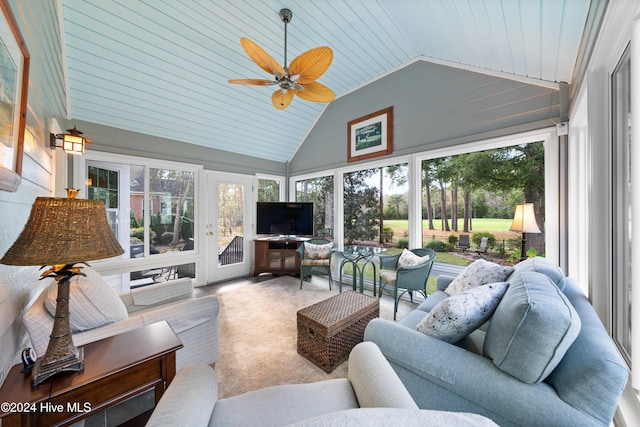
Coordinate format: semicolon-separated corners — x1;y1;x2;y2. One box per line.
228;8;335;109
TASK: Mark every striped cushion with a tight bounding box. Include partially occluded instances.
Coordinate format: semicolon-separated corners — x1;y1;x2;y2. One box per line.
302;259;330;267
44;266;128;332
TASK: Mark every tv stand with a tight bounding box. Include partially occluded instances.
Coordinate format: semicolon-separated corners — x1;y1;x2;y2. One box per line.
253;237;308;276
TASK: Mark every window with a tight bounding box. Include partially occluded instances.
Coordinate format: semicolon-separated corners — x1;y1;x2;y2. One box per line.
343;163;408;247
79;155;199;289
612;45;631;364
295;175;334;238
147;168;195;255
421;143;545;265
258;178;281;202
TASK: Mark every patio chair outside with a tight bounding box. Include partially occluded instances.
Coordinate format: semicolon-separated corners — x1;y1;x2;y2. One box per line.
457;234;471;251
475;236;489;254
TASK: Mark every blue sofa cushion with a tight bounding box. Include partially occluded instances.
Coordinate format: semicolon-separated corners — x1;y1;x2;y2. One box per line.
484;271;581;384
510;256;565;291
444;259;514;296
416;282;508;343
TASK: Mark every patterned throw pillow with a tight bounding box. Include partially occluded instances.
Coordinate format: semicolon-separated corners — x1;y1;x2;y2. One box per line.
416;282;509;343
397;249;431;267
304;241;333;259
444;259;514;296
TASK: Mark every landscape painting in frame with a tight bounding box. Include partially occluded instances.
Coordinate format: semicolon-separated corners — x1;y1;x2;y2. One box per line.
347;106;393;163
0;0;28;192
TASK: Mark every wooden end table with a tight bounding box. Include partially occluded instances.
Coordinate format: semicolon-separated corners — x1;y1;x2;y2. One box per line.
0;321;183;427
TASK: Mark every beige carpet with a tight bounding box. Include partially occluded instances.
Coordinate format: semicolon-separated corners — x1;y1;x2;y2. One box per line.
214;275;396;398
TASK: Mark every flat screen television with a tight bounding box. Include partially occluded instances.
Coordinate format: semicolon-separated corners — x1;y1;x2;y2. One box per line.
256;202;314;236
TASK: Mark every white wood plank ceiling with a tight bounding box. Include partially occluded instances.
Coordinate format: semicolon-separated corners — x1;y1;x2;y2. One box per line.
61;0;592;162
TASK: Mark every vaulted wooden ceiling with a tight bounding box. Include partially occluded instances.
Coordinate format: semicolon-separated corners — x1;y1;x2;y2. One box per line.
61;0;594;162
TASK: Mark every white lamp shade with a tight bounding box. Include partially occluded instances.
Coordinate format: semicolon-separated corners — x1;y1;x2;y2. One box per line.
509;203;541;233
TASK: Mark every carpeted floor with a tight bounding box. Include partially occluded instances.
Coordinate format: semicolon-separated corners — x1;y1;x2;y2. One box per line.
209;275;402;398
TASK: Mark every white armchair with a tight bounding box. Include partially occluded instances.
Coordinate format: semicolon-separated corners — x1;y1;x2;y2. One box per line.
23;268;219;370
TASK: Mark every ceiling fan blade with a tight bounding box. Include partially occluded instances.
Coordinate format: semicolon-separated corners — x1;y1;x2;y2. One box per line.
240;37;286;78
272;89;294;110
289;46;333;84
294;81;335;102
228;78;277;86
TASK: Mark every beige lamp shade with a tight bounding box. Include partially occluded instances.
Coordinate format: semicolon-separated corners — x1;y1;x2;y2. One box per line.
62;133;85;154
0;197;124;266
509;202;541;234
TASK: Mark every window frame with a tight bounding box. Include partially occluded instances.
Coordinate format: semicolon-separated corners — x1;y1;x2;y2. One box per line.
289;128;558;259
72;151;203;278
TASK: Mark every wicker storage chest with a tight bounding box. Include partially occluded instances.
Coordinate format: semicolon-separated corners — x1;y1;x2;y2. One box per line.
297;291;379;372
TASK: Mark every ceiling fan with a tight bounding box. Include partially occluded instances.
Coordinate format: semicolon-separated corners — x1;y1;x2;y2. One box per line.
228;8;335;110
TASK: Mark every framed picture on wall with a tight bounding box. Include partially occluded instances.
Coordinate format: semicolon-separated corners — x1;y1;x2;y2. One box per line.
347;106;393;163
0;0;29;192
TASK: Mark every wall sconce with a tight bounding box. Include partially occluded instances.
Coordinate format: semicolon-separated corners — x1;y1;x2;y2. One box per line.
50;126;91;155
509;202;541;259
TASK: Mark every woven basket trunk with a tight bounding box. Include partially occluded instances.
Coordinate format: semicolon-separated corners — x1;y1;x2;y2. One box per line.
297;291;379;373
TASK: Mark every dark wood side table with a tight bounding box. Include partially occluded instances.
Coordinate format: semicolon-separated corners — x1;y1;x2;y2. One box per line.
0;321;183;427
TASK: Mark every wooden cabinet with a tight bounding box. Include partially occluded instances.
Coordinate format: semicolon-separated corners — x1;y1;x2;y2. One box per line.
0;321;182;427
254;238;306;276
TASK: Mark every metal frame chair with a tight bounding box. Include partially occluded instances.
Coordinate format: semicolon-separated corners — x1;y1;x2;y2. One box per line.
378;248;436;320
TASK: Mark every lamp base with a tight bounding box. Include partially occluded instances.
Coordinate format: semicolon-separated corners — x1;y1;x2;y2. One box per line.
31;347;84;387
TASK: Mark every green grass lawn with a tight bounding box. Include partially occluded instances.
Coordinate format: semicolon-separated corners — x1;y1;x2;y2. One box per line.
384;218;514;232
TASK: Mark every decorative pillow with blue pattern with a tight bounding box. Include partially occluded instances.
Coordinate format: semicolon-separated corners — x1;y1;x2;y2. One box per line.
416;282;509;343
444;259;514;296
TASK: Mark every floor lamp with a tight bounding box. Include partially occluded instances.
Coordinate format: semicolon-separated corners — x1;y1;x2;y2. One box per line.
509;202;541;259
0;191;124;386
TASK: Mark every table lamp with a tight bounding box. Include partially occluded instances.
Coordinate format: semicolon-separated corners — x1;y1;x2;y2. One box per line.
509;202;541;260
0;190;124;386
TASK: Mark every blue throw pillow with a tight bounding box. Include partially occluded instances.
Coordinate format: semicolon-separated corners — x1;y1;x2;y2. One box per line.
510;256;565;290
484;271;581;384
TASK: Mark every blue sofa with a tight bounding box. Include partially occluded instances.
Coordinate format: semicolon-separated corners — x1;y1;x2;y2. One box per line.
364;257;629;426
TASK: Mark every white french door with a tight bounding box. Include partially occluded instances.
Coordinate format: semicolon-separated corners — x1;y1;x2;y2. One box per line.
205;172;254;282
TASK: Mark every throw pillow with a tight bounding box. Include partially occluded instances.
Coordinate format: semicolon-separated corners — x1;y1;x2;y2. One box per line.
416;282;509;343
397;249;431;268
304;241;333;259
510;256;566;290
44;266;128;332
444;259;514;296
483;271;581;384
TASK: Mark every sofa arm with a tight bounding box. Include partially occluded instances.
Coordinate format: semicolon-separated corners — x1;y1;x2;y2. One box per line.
436;274;456;291
138;295;219;335
146;363;218;427
120;278;194;313
348;342;418;409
